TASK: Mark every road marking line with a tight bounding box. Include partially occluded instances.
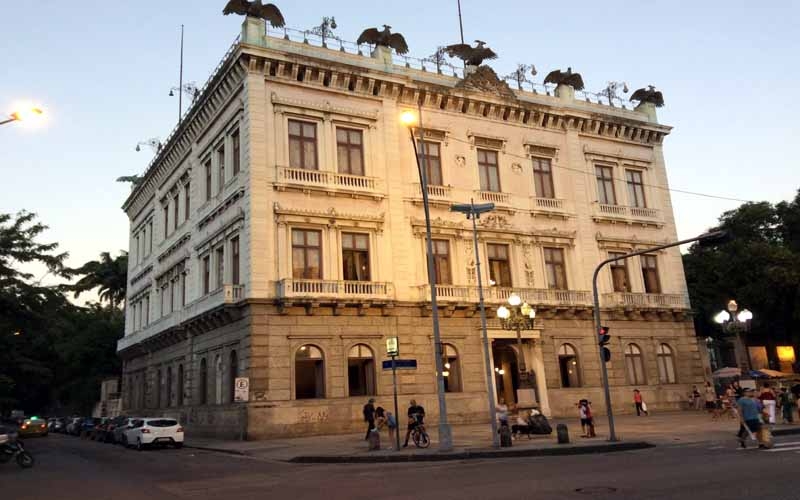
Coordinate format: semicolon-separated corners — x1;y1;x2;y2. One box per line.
765;446;800;452
772;441;800;448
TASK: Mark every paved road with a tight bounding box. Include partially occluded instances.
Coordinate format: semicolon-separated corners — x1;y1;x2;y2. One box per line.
4;433;800;500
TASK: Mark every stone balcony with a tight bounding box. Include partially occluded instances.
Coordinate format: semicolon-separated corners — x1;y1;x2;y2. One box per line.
474;190;512;208
529;196;573;218
407;183;454;207
418;284;592;308
591;202;662;227
276;279;395;313
274;165;383;200
602;292;690;310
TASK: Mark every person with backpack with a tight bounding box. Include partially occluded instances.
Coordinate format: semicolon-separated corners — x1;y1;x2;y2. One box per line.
362;398;376;441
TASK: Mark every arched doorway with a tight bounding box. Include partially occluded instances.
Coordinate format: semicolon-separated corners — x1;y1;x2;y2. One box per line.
492;341;520;405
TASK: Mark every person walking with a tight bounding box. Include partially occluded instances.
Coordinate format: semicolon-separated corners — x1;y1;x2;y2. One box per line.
759;385;777;425
362;398;376;441
633;389;648;416
737;388;763;449
778;388;795;424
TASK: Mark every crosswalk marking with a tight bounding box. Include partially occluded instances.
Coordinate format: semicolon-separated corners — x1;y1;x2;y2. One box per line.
765;446;800;452
772;441;800;448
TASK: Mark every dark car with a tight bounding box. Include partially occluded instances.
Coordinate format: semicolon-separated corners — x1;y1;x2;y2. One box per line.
91;418;113;442
104;416;131;444
112;417;140;445
79;417;101;438
52;417;67;433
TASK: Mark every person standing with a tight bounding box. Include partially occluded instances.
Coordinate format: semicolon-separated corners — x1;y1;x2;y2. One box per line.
778;388;795;424
496;398;509;427
633;389;648;416
692;386;702;410
362;398;376;441
402;399;425;448
759;385;777;425
704;381;717;412
385;410;398;449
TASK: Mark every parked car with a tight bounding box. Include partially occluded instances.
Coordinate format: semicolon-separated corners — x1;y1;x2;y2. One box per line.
123;418;184;450
91;418;113;442
17;417;48;438
112;417;140;445
52;417;67;433
79;417;101;438
66;417;83;436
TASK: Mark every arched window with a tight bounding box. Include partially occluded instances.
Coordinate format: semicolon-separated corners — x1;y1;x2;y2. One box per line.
155;368;162;409
657;343;676;384
295;345;325;399
625;344;646;385
558;344;581;388
166;366;173;407
229;350;238;403
177;364;184;406
214;355;223;405
442;344;462;393
198;358;207;405
347;344;375;396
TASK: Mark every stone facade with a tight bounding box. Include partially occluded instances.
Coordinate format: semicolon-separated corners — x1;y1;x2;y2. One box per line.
118;18;704;439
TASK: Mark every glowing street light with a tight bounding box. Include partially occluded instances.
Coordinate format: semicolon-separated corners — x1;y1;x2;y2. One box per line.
1;106;44;126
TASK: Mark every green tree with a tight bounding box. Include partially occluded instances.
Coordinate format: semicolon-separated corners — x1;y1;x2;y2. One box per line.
64;251;128;308
683;190;800;368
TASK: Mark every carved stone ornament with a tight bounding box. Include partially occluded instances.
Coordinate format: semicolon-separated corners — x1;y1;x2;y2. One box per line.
511;162;523;173
455;65;516;99
455;155;466;167
478;214;511;229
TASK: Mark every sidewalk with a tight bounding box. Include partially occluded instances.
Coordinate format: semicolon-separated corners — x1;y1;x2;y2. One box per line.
183;411;800;463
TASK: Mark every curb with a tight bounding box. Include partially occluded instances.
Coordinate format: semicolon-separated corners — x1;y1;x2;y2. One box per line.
288;441;654;464
184;444;249;456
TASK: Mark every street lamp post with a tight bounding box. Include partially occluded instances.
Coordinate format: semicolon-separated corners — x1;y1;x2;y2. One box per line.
451;200;499;447
1;107;44;126
591;229;728;441
400;104;453;451
714;300;753;375
496;294;537;404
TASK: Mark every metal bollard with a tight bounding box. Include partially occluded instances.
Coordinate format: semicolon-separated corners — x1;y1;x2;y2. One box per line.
556;423;570;444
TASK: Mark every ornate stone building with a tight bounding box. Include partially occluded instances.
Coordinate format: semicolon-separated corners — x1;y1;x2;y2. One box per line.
119;18;704;438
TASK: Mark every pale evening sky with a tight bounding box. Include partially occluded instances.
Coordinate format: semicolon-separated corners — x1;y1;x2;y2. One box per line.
1;1;798;287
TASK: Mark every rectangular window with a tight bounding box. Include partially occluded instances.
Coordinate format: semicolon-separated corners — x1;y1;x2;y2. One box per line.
202;255;210;295
336;128;364;176
163;205;169;239
135;235;140;264
161;284;170;317
231;130;240;176
172;193;179;231
532;157;555;199
487;243;512;287
184;183;190;222
478;149;501;192
143;295;149;326
342;233;370;281
626;169;647;208
217;145;225;194
543;247;568;290
641;255;661;294
171;279;178;312
595;165;616;205
418;141;443;186
204;159;212;201
215;246;224;289
292;229;322;279
180;274;186;307
431;239;451;285
148;222;153;254
288;120;318;170
231;237;240;285
609;252;631;292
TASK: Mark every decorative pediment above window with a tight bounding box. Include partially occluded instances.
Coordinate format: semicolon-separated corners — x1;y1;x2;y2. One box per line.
412;127;448;145
524;143;559;160
595;233;667;252
583;147;652;169
129;283;152;303
530;228;577;247
273;203;385;232
467;131;506;152
271;93;379;122
195;214;244;254
409;216;464;238
156;259;187;288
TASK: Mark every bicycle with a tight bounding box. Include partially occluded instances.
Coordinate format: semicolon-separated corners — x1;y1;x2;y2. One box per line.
409;415;430;448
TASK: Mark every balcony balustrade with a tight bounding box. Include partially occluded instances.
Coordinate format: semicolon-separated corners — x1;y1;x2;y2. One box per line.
277;279;394;300
594;203;661;222
602;292;690;309
276;166;380;195
475;190;511;205
418;284;592;307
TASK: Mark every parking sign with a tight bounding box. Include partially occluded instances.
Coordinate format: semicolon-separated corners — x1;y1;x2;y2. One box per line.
234;377;249;403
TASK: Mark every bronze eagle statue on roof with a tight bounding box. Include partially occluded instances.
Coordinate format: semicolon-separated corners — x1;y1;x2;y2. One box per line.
445;40;497;67
357;25;409;55
630;85;665;107
222;0;285;27
543;67;585;91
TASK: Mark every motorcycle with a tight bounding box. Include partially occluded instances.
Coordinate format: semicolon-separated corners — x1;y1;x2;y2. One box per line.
0;427;34;468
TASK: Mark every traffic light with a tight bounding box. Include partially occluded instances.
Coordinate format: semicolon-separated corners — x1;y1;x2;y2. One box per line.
602;347;611;363
598;326;611;345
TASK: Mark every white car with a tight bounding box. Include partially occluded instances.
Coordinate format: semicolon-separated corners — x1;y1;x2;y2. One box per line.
123;418;184;450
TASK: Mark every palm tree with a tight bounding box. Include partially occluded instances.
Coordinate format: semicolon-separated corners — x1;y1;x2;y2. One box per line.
64;251;128;308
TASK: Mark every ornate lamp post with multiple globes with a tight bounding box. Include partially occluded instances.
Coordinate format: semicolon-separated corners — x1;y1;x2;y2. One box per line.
714;299;754;374
496;293;537;403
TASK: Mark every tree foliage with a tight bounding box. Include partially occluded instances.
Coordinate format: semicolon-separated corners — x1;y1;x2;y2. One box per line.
63;251;128;308
683;190;800;355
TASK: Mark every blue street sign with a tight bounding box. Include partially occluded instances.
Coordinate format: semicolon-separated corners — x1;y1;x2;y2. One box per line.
382;359;418;371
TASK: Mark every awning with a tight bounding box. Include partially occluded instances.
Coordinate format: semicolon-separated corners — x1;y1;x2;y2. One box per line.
712;367;741;378
750;369;799;379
